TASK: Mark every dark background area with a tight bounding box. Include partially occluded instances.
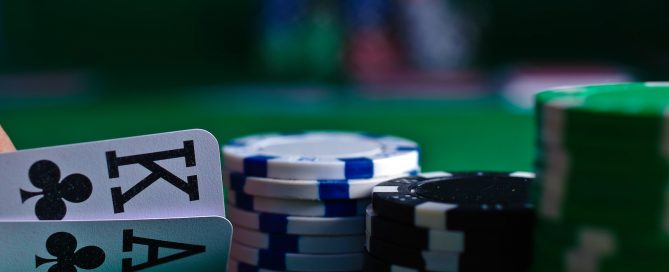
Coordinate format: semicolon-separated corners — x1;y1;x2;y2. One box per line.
1;0;666;85
0;0;662;172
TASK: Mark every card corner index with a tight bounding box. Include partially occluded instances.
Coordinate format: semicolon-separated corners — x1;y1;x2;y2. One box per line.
105;130;222;215
122;217;232;271
182;129;223;165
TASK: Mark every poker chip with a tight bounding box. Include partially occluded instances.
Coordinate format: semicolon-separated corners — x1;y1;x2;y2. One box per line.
230;241;364;271
227;205;365;235
232;225;365;254
230;258;359;272
365;205;532;253
366;235;531;272
363;252;424;272
371;171;535;230
224;170;419;200
365;171;536;271
366;204;463;252
222;132;420;180
228;191;370;217
224;131;422;271
533;83;669;271
532;220;669;272
366;234;457;271
228;258;283;272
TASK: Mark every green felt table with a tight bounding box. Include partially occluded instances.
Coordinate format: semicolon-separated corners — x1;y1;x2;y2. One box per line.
0;88;535;173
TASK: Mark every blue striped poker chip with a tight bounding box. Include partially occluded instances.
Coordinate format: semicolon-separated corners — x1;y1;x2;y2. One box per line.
233;226;365;254
228;190;369;217
227;205;365;235
224;170;419;200
231;242;364;271
223;132;420;180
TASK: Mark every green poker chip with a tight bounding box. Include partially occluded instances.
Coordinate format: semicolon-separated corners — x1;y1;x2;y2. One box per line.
536;83;669;154
535;82;669;114
534;154;668;175
533;221;669;272
534;82;669;271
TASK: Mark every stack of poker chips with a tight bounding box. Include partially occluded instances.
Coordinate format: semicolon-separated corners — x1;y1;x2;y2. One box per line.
533;83;669;272
222;132;421;272
366;172;535;272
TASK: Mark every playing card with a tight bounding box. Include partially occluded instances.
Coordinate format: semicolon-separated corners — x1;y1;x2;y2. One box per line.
0;216;232;271
0;129;225;220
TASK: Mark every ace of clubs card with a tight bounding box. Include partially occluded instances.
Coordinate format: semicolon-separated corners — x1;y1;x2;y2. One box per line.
0;217;232;271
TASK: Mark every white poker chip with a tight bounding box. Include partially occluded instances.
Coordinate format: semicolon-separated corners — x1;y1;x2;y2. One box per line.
227;205;365;235
231;242;364;271
233;226;365;254
228;191;370;217
224;170;419;200
223;132;420;180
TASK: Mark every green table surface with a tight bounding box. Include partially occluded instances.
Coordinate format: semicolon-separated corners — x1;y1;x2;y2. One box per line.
0;87;534;173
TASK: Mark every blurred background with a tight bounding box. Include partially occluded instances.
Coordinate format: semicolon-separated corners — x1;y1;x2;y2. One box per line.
0;0;660;171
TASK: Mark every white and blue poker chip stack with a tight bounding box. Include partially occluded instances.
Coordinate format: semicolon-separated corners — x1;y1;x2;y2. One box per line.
365;172;536;272
222;132;421;271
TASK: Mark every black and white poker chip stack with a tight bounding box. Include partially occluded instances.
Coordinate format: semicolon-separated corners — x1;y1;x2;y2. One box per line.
221;132;421;272
365;172;536;272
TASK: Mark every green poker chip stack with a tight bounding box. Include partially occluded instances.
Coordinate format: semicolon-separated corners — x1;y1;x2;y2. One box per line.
533;82;669;272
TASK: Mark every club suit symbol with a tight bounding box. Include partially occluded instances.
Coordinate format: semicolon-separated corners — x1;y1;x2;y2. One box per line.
20;160;93;220
36;232;105;271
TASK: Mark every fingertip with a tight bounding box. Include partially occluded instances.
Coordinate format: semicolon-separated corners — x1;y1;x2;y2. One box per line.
0;125;16;152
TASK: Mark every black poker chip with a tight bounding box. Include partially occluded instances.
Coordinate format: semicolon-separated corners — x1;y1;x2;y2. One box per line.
366;205;533;255
366;235;532;272
363;251;426;272
371;172;536;231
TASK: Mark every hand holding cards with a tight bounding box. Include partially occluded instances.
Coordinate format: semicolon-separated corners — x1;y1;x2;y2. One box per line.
0;129;232;271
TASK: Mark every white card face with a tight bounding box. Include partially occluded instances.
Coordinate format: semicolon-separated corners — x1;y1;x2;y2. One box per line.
0;216;233;271
0;129;225;220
